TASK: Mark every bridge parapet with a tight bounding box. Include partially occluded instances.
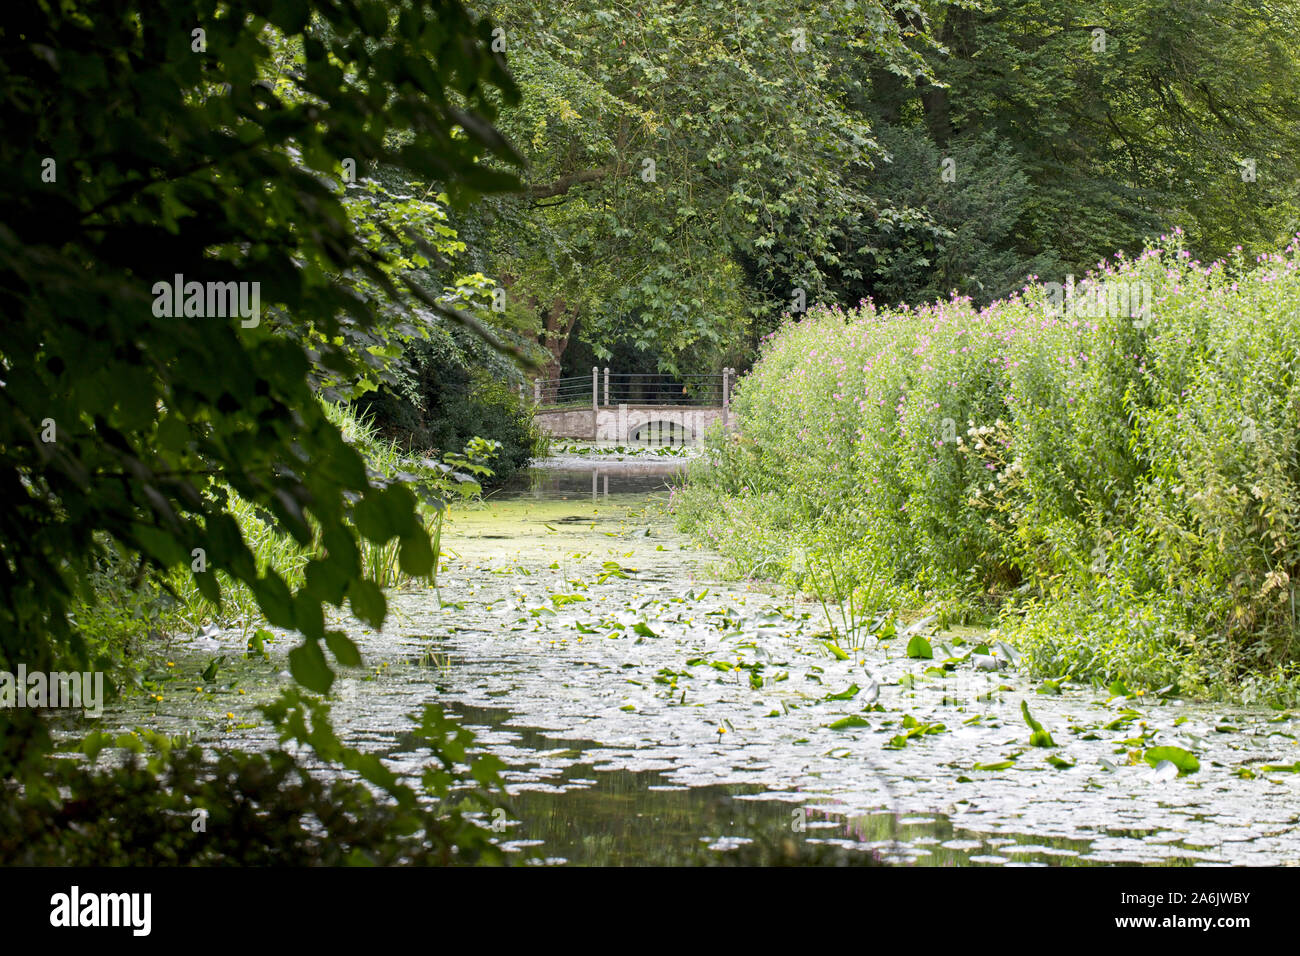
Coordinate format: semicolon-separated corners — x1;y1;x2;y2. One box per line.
527;368;736;444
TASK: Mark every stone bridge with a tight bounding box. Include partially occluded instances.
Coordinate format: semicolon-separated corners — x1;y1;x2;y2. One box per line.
527;368;736;445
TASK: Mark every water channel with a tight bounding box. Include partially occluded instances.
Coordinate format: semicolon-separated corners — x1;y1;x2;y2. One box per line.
88;446;1300;865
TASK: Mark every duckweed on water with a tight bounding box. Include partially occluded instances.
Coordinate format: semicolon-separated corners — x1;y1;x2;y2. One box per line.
77;461;1300;865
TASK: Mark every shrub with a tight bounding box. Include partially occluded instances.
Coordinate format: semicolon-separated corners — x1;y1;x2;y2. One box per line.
0;693;509;866
357;338;546;485
676;234;1300;695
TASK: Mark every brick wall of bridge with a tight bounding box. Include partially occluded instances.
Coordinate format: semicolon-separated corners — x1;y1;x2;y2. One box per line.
535;404;730;444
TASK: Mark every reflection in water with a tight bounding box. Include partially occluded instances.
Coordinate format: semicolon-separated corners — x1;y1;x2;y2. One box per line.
88;460;1300;866
416;703;1125;867
494;458;683;501
630;421;691;445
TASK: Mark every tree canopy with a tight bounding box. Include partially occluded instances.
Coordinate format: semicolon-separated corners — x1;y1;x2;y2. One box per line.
0;0;519;774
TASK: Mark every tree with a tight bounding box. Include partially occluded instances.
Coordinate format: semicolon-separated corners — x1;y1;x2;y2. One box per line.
853;0;1300;306
460;0;932;370
0;0;519;776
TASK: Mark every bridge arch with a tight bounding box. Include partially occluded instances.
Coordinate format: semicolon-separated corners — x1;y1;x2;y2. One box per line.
629;416;693;445
529;368;737;444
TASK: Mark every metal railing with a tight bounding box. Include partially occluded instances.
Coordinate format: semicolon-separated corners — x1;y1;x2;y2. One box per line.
524;368;735;409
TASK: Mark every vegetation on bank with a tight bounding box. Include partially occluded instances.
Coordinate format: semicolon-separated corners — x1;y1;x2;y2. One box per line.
1;0;532;863
68;402;493;693
676;236;1300;702
8;0;1300;865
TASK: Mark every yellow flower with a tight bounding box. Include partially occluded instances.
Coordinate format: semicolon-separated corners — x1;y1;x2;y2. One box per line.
225;712;234;719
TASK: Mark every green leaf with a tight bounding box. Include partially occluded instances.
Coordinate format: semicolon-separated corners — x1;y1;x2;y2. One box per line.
353;493;394;544
289;640;335;694
827;715;870;730
1144;746;1199;774
823;684;860;701
347;578;387;628
821;641;849;660
1021;700;1056;747
906;635;933;659
325;630;363;668
398;530;434;577
200;656;224;682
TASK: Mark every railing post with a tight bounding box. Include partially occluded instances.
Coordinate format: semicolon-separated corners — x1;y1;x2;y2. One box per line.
604;367;610;406
592;366;599;412
722;368;732;429
533;380;541;404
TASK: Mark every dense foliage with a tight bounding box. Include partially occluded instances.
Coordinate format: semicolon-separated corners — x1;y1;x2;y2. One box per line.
460;0;927;372
842;0;1300;309
0;0;518;776
677;236;1300;700
356;331;547;484
0;694;508;865
457;0;1300;374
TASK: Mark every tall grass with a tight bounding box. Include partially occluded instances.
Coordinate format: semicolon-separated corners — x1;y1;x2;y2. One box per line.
162;401;483;637
675;233;1300;699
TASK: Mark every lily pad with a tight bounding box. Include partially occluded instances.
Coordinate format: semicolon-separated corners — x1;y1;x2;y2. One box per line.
1143;746;1199;774
823;684;860;701
1021;701;1057;747
906;635;933;659
827;715;871;730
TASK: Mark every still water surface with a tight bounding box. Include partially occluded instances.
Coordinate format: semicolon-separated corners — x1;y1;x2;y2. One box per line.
96;450;1300;865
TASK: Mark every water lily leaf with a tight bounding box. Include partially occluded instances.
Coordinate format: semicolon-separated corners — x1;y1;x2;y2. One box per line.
200;655;224;682
827;715;871;730
1144;746;1199;774
1047;754;1076;769
906;635;933;659
973;760;1016;771
1021;700;1056;747
632;622;658;638
821;641;850;661
823;684;860;701
861;679;880;705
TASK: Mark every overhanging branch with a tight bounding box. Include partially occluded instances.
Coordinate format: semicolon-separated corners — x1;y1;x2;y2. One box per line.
526;165;616;199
